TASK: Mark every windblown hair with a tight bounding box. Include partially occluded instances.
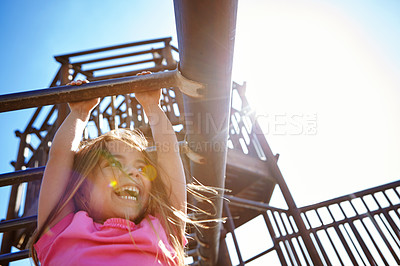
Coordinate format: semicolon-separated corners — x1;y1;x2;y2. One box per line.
29;129;187;265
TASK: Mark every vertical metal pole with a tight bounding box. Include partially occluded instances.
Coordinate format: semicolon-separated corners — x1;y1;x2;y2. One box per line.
254;122;323;265
262;212;288;265
110;96;118;130
216;227;233;266
162;39;175;66
56;62;71;129
236;81;322;264
173;1;238;264
125;94;134;130
151;48;162;68
224;202;245;266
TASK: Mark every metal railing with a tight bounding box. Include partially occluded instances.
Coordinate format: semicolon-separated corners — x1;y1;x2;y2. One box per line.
223;179;400;265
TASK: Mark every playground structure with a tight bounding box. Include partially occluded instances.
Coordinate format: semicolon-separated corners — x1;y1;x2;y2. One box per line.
1;1;400;265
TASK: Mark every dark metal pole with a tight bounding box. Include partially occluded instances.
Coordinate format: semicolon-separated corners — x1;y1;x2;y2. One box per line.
173;1;238;264
55;62;72;128
0;69;204;113
253;122;324;265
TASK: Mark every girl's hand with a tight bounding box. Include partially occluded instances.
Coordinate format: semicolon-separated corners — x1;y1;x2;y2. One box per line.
134;71;161;109
67;80;100;117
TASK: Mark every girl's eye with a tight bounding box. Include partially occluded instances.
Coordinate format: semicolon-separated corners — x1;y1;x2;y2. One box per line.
111;161;122;168
101;161;110;168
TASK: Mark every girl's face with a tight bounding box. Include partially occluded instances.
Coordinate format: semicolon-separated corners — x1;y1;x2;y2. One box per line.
86;140;152;223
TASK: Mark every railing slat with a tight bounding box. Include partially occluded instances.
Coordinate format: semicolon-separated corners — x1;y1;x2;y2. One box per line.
0;249;30;264
0;216;37;233
0;167;44;187
54;37;171;59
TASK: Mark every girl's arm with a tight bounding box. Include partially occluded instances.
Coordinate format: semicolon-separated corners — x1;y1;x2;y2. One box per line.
37;81;99;230
135;79;186;215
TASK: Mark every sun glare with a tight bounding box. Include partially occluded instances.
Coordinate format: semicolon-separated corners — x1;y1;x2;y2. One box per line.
233;0;400;205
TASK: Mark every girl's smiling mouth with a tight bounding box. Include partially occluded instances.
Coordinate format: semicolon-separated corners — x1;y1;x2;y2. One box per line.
114;186;140;201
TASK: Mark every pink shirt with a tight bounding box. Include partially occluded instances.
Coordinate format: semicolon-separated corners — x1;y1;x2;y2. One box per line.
34;211;184;265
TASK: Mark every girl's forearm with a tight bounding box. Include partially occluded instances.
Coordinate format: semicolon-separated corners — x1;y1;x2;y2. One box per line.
142;105;178;151
49;111;89;158
142;104;187;213
38;111;89;228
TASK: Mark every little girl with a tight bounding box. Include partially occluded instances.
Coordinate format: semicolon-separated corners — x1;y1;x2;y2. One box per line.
29;72;187;265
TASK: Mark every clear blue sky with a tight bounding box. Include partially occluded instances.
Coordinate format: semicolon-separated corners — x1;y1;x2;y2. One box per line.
1;0;400;265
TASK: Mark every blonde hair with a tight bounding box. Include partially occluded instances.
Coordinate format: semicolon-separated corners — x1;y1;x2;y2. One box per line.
29;129;186;265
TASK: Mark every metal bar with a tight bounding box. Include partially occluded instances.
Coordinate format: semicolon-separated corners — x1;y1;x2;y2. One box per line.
300;205;400;233
286;222;308;265
348;200;389;265
24;107;43;131
39;105;57;131
359;218;389;264
88;64;177;81
0;69;205;113
173;2;238;263
54;37;171;60
373;213;400;264
337;203;376;265
162;41;175;65
380;210;400;249
286;237;302;265
0;132;33;259
314;210;345;265
84;58;160;72
243;247;275;264
224;195;285;213
0;249;30;264
361;197;400;263
1;127;36;260
393;186;400;199
341;223;367;265
288;214;310;265
273;212;287;239
49;68;62;87
0;216;37;233
262;212;288;265
251;110;323;265
72;48;162;65
110;96;117;130
295;236;312;266
124;94;134;130
282;239;299;265
0;184;19;260
300;180;400;212
371;193;384;209
25;124;57;168
326;207;359;264
223;202;244;266
70;64;93;79
302;213;330;265
275;212;301;265
55;62;71;132
0;167;44;187
171;45;179;53
347;221;376;265
382;189;396;206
